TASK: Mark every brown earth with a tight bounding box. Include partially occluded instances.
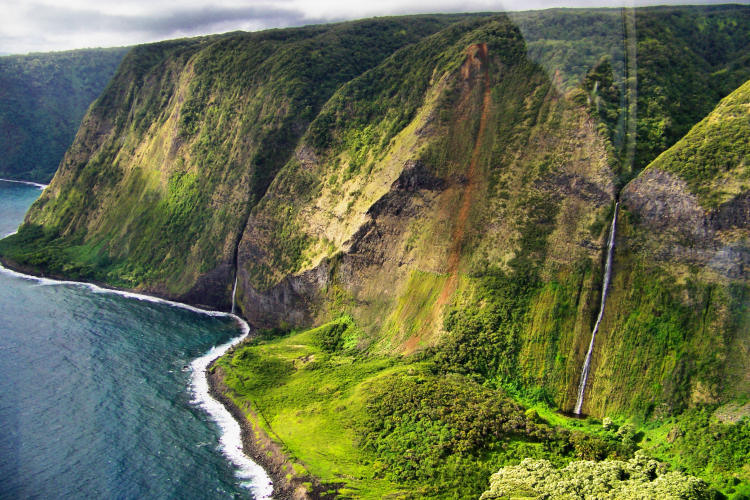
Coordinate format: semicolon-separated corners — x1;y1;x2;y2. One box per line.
438;42;492;306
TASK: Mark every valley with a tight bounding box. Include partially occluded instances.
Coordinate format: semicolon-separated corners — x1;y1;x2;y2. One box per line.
1;5;748;499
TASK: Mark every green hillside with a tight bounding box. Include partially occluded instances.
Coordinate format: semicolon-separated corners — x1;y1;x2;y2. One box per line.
646;79;750;208
1;6;749;499
0;47;129;182
580;79;750;420
513;5;750;175
0;16;475;304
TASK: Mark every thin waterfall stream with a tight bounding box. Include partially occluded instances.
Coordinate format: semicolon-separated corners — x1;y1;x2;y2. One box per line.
574;202;619;414
231;275;238;314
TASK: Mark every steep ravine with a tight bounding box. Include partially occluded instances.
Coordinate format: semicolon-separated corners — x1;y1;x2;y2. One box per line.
1;9;748;424
577;79;750;416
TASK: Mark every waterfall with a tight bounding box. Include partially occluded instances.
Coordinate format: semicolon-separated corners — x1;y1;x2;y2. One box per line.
231;275;238;315
574;202;619;415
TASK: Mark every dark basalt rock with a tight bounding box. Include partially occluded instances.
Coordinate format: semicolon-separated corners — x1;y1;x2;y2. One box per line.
238;259;331;329
622;168;750;278
179;261;234;311
367;160;446;219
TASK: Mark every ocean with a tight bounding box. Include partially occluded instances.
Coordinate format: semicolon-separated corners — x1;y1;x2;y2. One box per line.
0;180;269;499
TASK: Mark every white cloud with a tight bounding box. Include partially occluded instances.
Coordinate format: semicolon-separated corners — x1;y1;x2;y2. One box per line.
1;0;745;54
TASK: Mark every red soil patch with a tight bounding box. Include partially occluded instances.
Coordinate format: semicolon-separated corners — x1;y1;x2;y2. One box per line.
402;43;492;354
437;42;491;306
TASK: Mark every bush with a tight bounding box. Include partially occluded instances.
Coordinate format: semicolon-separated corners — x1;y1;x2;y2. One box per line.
480;451;711;499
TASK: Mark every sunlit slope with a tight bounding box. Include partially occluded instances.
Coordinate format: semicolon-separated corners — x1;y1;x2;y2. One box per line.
0;17;466;304
233;15;618;417
582;79;750;416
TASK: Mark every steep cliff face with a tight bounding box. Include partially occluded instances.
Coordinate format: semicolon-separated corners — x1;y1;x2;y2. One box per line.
226;7;749;416
580;80;750;416
0;47;129;182
232;16;618;419
1;8;749;420
1;17;467;305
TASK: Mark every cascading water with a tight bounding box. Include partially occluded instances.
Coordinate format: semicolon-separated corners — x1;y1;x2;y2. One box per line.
231;275;238;314
574;202;619;414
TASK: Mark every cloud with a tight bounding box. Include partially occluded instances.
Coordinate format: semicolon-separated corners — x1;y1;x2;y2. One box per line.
4;1;332;53
26;3;317;36
2;0;748;54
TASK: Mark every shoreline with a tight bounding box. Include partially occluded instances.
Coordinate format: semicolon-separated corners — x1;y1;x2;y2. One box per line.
0;256;222;315
0;177;48;189
207;364;324;499
0;258;278;497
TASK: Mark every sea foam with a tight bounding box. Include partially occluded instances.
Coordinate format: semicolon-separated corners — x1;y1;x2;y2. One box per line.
0;262;273;498
0;177;48;189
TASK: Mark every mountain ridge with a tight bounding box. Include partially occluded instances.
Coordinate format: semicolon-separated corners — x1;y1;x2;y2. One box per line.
1;7;749;498
0;47;130;182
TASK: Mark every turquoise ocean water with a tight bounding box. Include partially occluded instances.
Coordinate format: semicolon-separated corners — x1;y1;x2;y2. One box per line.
0;180;267;499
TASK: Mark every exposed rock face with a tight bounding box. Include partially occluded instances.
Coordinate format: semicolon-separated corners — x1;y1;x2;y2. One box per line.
236;160;448;328
178;261;234;310
622;168;749;279
348;161;447;255
622;169;709;239
712;191;750;232
238;259;331;329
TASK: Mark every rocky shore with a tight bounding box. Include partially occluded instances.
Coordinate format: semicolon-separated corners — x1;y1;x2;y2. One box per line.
206;363;333;499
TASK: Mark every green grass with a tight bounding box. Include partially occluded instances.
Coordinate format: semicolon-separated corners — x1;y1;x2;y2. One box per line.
216;318;640;499
216;326;411;498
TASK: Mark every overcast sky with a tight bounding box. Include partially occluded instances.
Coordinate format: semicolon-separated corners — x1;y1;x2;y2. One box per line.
2;0;744;54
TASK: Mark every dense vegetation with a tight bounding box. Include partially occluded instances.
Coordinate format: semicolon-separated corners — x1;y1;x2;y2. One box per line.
647;79;750;208
1;6;749;499
219;317;750;498
0;48;129;182
640;404;750;497
480;452;710;499
513;5;750;176
0;17;473;297
217;321;639;498
631;5;750;173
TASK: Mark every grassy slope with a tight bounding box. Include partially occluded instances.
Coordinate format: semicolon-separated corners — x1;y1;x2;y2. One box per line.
0;47;129;182
221;12;750;498
0;7;748;497
216;320;636;499
220;16;629;498
0;17;467;298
